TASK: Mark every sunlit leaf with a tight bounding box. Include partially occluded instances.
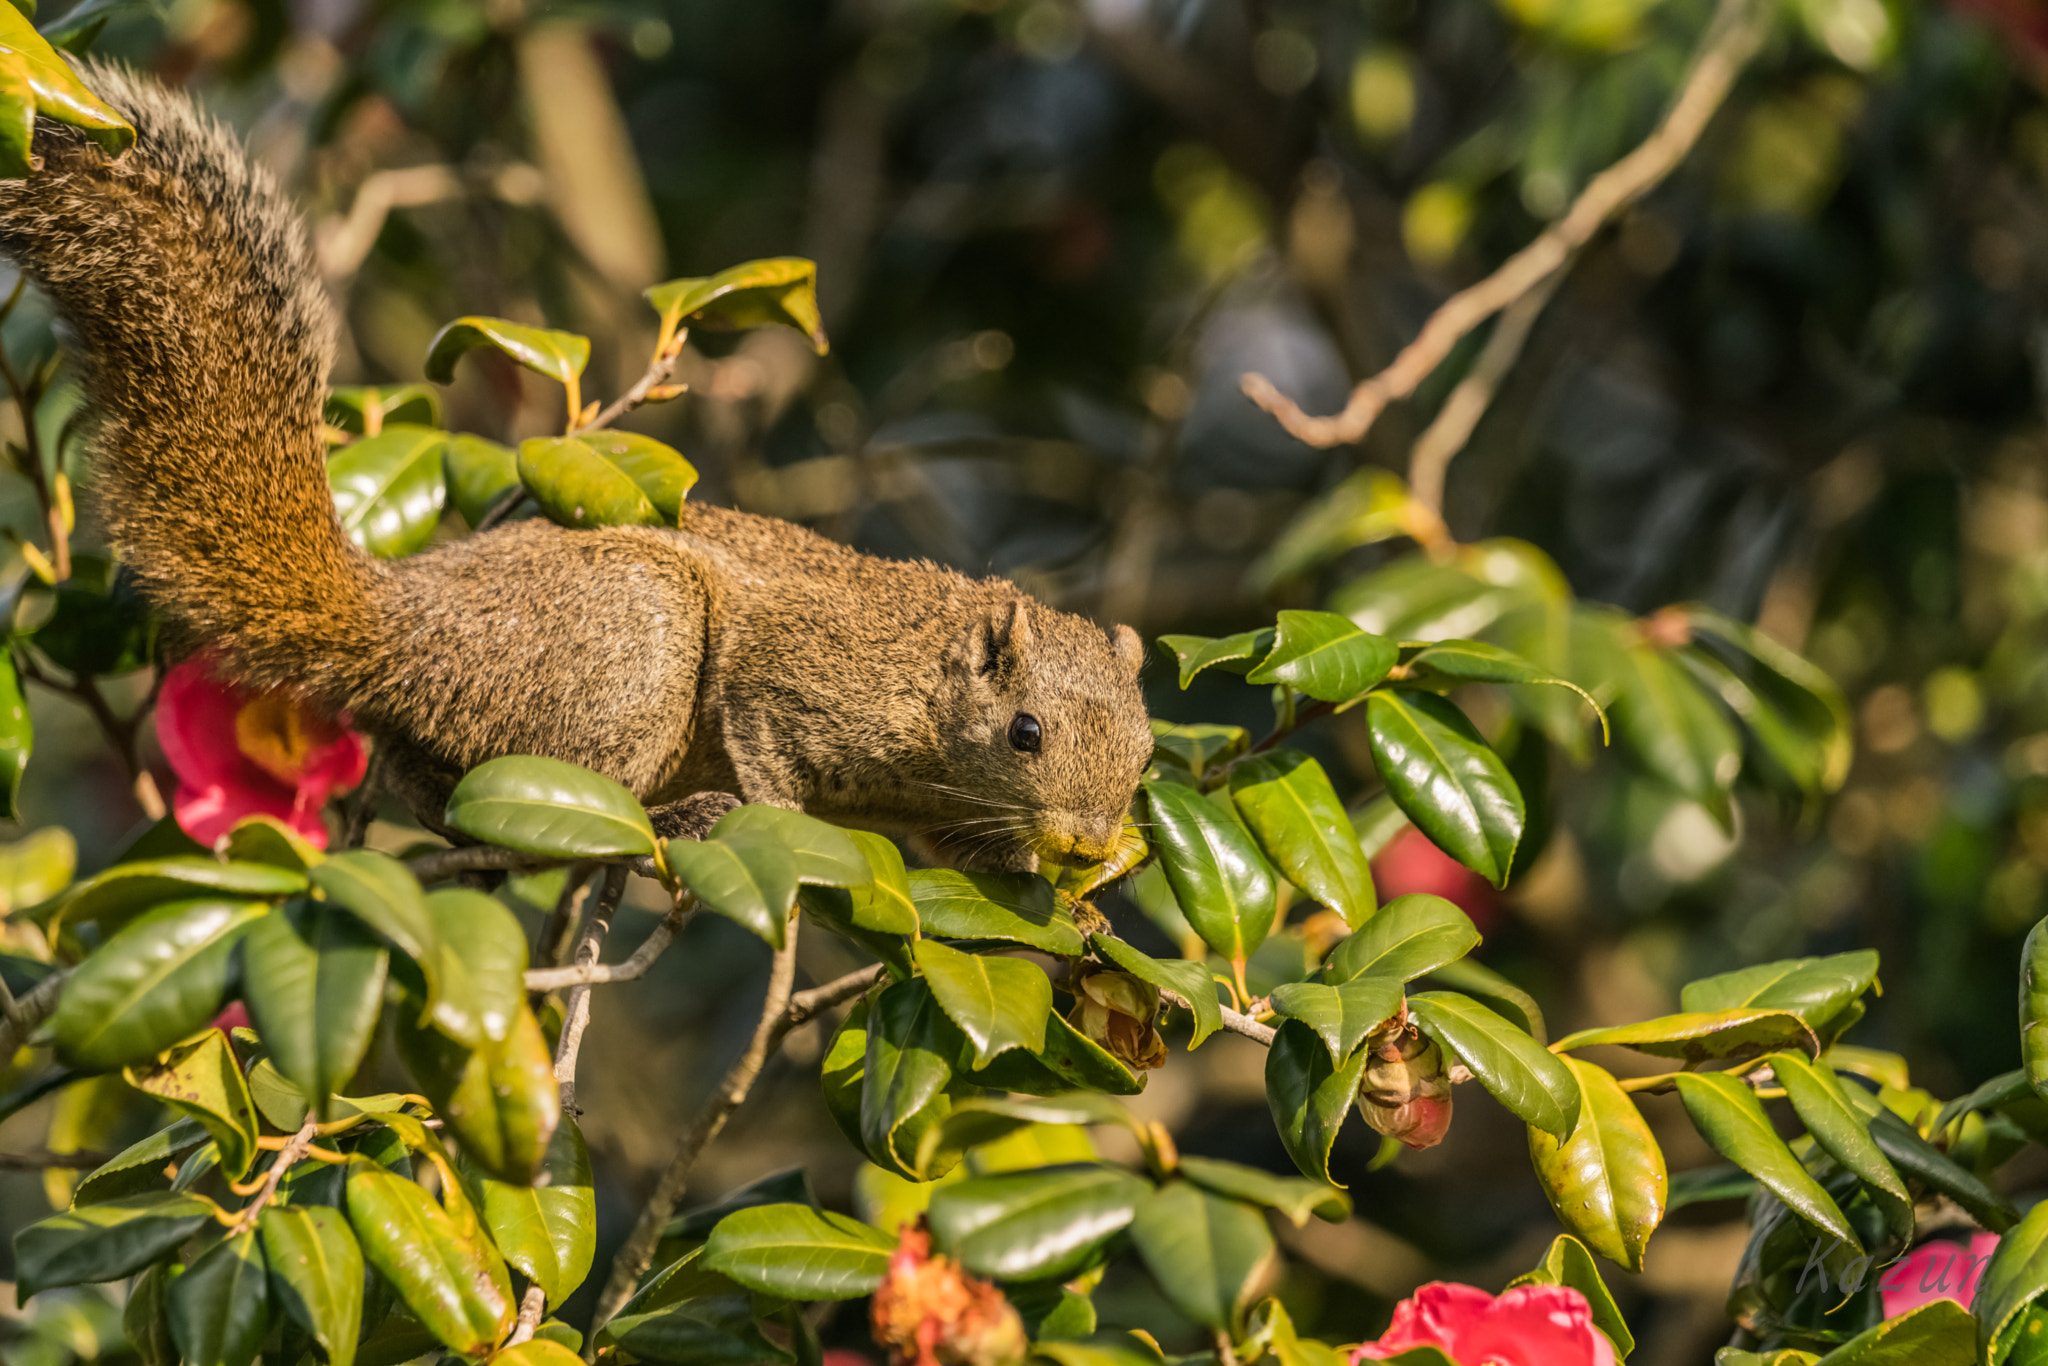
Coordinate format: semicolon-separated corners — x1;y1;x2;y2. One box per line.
328;424;448;558
1246;610;1398;703
927;1163;1149;1282
443;755;655;859
701;1203;893;1300
645;257;828;353
1143;780;1276;971
1364;692;1523;888
424;316;589;389
1230;752;1376;927
53;899;267;1070
1407;991;1577;1139
914;939;1051;1068
123;1029;260;1180
1672;1071;1858;1252
1526;1058;1665;1273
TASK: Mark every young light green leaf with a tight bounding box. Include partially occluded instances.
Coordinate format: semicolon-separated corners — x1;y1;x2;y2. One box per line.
328;424;448;558
1177;1155;1349;1227
0;649;26;819
701;1204;894;1300
1526;1057;1666;1274
645;257;828;353
1815;1299;1974;1365
0;4;133;154
424;317;590;390
443;755;656;858
123;1029;261;1181
1246;610;1398;703
926;1163;1151;1282
1680;951;1879;1036
1365;692;1523;888
0;824;71;914
1230;752;1377;927
1407;991;1577;1139
1551;1009;1818;1064
1250;466;1413;589
1673;1071;1859;1252
53;898;267;1070
574;430;698;520
913;939;1051;1068
516;435;660;529
1975;1199;2048;1362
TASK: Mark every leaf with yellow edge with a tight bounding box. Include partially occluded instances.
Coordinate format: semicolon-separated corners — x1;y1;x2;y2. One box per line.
645;257;828;354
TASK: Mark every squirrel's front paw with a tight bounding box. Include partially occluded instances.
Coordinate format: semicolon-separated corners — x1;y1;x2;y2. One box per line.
649;790;743;840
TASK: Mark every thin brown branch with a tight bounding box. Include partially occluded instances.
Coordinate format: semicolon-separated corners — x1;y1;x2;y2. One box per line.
786;962;887;1024
526;895;693;992
554;865;626;1112
405;845;565;881
534;862;600;979
1165;990;1276;1046
341;748;387;851
0;969;65;1058
574;329;689;436
0;1148;116;1170
470;486;530;533
227;1114;319;1236
586;920;806;1354
1240;0;1768;462
506;1284;548;1348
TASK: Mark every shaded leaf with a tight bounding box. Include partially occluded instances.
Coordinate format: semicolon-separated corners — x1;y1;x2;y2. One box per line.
927;1163;1150;1281
52;858;305;937
241;899;389;1117
1767;1052;1911;1241
167;1229;269;1366
1149;721;1249;780
444;434;520;527
260;1205;363;1366
12;1193;216;1299
1177;1154;1349;1227
1128;1181;1276;1332
1607;639;1740;821
1265;1018;1369;1185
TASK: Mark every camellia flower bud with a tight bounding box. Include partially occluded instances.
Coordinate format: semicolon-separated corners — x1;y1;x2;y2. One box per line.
871;1221;1027;1366
1068;968;1168;1072
1358;1024;1454;1150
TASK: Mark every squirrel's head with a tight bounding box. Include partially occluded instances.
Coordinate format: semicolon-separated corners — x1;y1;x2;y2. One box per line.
932;596;1152;872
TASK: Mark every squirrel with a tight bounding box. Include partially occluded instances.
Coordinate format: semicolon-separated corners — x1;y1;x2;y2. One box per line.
0;62;1154;872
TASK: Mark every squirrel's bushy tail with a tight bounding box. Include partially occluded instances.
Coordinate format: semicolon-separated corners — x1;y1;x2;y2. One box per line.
0;60;381;696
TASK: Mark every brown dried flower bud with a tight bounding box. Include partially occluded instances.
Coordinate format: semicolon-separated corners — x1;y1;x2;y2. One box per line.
1068;968;1169;1072
1358;1025;1454;1150
871;1221;1027;1366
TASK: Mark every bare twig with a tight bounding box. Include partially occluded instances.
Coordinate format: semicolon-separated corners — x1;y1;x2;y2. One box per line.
0;1148;116;1170
1240;0;1768;463
316;162;546;283
1165;991;1276;1046
586;920;807;1353
786;962;886;1024
0;340;70;582
554;866;626;1112
227;1114;319;1236
341;748;387;851
0;969;65;1058
470;486;530;534
527;896;693;992
0;970;26;1038
506;1285;548;1348
534;862;600;978
573;330;688;436
405;845;563;881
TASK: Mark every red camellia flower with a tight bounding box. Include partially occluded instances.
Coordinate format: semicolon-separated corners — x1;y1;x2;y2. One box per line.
1354;1282;1617;1366
1374;827;1499;934
871;1221;1026;1366
156;656;367;850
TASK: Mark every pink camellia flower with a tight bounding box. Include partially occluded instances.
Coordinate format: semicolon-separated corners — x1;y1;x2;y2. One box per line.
1375;827;1500;935
1354;1282;1617;1366
156;656;366;850
1878;1233;2000;1319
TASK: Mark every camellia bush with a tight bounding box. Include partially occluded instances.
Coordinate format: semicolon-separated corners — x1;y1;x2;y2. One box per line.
3;7;2048;1366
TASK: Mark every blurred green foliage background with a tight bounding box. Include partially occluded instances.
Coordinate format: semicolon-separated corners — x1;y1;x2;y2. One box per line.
6;0;2048;1361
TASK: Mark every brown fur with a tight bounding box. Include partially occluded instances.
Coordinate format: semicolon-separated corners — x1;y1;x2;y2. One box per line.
0;63;1154;869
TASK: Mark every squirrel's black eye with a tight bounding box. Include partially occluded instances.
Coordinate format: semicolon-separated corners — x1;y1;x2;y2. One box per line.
1008;713;1042;754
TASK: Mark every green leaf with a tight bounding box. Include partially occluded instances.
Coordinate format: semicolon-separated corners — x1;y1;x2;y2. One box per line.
1143;780;1276;969
800;829;917;975
1031;1334;1168;1366
1551;1009;1818;1064
645;257;828;353
1767;1052;1911;1240
126;1260;178;1366
443;755;656;859
218;815;323;873
0;51;34;179
1327;894;1480;984
325;383;441;435
1816;1299;1975;1365
54;899;267;1070
1149;721;1249;780
1607;639;1740;821
1672;1071;1859;1251
1176;1155;1348;1227
168;1229;270;1366
12;1193;217;1299
914;940;1051;1068
1403;641;1607;739
1976;1200;2048;1361
1267;976;1403;1065
1229;753;1377;927
343;1159;513;1358
927;1163;1150;1281
494;1341;590;1366
52;857;306;936
0;824;73;914
964;1011;1146;1099
600;1248;790;1366
0;4;132;154
701;1203;893;1299
424;317;589;390
908;868;1084;954
1685;605;1853;795
1245;610;1398;703
822;997;871;1153
327;425;448;558
397;999;559;1185
1860;1104;2018;1233
72;1117;209;1206
473;1115;594;1306
29;553;157;678
242;899;389;1117
123;1029;260;1181
0;650;26;819
1088;933;1221;1048
1526;1056;1666;1273
1329;555;1514;640
1365;692;1524;888
670;804;870;948
1506;1233;1635;1360
443;434;521;526
1250;466;1413;589
575;430;699;520
1244;1299;1348;1366
862;977;967;1177
1264;1018;1369;1185
1680;952;1880;1037
1407;991;1578;1139
1421;957;1546;1042
2024;919;2048;1103
516;434;660;529
260;1205;363;1366
1157;629;1276;688
1128;1181;1276;1332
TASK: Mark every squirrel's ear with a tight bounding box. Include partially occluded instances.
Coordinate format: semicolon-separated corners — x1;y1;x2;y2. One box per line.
949;599;1033;682
1109;624;1143;678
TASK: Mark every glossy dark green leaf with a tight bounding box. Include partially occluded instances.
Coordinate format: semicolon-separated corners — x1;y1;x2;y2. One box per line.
965;1011;1146;1098
821;996;871;1153
344;1159;513;1358
54;898;267;1070
1088;933;1221;1048
396;1000;559;1185
800;830;918;975
168;1229;270;1366
425;886;530;1044
1767;1052;1910;1240
1608;640;1741;821
125;1260;177;1366
260;1205;363;1366
309;849;468;1040
473;1116;595;1305
1230;753;1376;927
12;1193;217;1299
701;1203;893;1299
1861;1104;2018;1233
123;1029;260;1180
914;939;1051;1067
645;257;828;352
328;424;448;558
0;5;132;154
1685;606;1852;796
600;1248;790;1366
1245;610;1398;703
1267;975;1403;1065
29;554;156;678
908;868;1084;954
53;857;305;936
425;317;589;389
862;977;966;1177
444;755;655;858
443;434;521;527
1265;1018;1369;1185
1680;951;1879;1036
1505;1234;1634;1360
1409;991;1577;1138
926;1163;1150;1281
242;899;389;1117
72;1117;209;1206
516;435;660;529
1327;894;1480;984
1144;780;1276;969
1673;1071;1858;1251
1526;1056;1665;1273
1128;1181;1276;1332
1157;629;1276;687
1365;692;1523;888
1177;1155;1349;1227
669;804;869;949
1552;1009;1817;1064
